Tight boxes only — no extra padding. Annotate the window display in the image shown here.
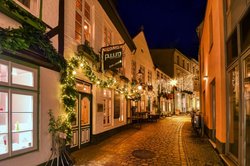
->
[228,65,239,158]
[0,59,38,160]
[244,56,250,165]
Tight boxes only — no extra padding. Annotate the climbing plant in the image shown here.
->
[0,24,142,143]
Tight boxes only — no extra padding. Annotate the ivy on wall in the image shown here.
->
[0,23,142,142]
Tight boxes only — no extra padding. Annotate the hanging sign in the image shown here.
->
[101,43,125,71]
[103,48,122,70]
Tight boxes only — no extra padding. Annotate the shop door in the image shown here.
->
[71,92,92,149]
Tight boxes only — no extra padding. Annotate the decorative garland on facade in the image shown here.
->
[0,24,142,142]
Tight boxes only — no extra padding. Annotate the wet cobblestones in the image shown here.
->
[72,116,223,166]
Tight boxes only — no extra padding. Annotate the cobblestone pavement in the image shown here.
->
[182,121,224,166]
[72,115,223,166]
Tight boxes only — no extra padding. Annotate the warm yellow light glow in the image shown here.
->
[203,76,208,80]
[84,25,88,30]
[96,81,100,85]
[170,79,177,86]
[73,71,76,75]
[138,85,142,90]
[80,63,84,67]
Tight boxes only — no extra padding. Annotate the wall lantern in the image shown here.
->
[203,75,208,80]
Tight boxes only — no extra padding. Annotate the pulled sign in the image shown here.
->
[103,48,122,70]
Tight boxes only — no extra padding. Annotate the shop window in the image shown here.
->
[0,59,38,160]
[228,65,239,158]
[244,56,250,165]
[241,9,250,52]
[227,29,238,66]
[102,89,112,126]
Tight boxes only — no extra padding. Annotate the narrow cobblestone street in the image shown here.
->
[72,115,223,166]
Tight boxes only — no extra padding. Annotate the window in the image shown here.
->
[75,0,83,43]
[182,60,185,68]
[18,0,30,8]
[157,71,160,79]
[131,60,136,81]
[83,21,91,44]
[15,0,38,16]
[225,0,231,13]
[177,56,179,65]
[187,63,189,71]
[227,29,238,66]
[75,0,92,44]
[0,59,38,159]
[83,2,91,44]
[102,89,112,126]
[140,66,145,83]
[209,10,213,51]
[240,9,250,52]
[148,70,152,83]
[104,26,112,46]
[84,1,91,21]
[244,56,250,165]
[228,65,239,158]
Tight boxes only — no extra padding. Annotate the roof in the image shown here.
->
[98,0,136,52]
[150,48,175,74]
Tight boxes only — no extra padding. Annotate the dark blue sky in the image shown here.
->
[113,0,207,60]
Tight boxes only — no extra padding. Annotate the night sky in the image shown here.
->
[113,0,207,60]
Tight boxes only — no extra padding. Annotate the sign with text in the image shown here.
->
[103,48,122,70]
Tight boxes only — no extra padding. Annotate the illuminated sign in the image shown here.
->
[103,48,122,70]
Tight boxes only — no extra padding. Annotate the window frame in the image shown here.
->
[0,58,39,160]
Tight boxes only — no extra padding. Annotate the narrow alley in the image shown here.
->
[72,116,223,166]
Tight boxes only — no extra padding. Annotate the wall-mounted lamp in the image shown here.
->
[203,76,208,80]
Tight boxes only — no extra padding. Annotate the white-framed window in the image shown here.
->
[75,0,83,43]
[102,89,112,126]
[75,0,92,44]
[0,59,38,160]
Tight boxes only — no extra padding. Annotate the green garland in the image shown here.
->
[0,25,73,142]
[0,24,142,143]
[0,0,46,31]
